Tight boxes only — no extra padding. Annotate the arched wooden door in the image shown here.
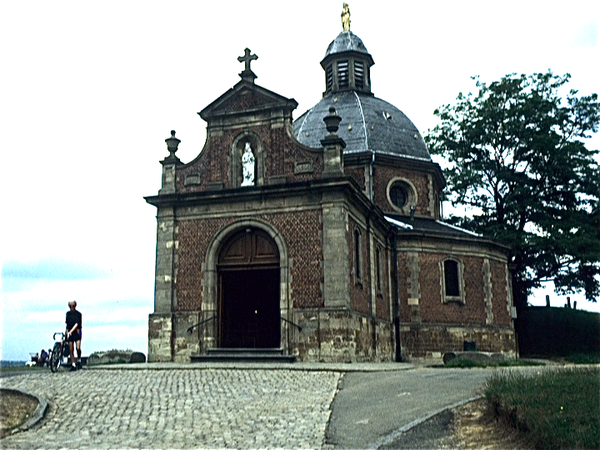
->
[218,228,280,348]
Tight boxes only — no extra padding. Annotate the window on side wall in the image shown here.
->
[375,246,382,293]
[354,228,362,286]
[442,258,464,303]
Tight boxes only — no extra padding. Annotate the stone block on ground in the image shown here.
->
[130,352,146,363]
[443,351,507,365]
[87,350,147,365]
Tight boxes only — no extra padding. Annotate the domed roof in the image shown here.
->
[293,91,431,160]
[324,31,370,59]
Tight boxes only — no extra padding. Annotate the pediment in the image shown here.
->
[199,80,298,121]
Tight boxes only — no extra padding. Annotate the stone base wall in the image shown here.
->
[154,312,518,363]
[293,309,394,362]
[172,312,203,362]
[399,323,517,359]
[148,314,173,362]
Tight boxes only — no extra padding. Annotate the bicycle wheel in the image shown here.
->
[50,342,62,373]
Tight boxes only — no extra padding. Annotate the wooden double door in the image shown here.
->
[218,229,280,348]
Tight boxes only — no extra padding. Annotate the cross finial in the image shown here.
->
[238,48,258,72]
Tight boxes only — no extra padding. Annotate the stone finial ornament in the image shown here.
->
[323,106,342,134]
[321,106,345,176]
[341,3,351,31]
[165,130,180,160]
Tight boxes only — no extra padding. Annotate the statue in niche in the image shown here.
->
[241,141,255,186]
[341,3,351,31]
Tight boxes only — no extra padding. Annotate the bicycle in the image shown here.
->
[49,330,70,373]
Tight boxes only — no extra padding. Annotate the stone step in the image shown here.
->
[191,348,296,363]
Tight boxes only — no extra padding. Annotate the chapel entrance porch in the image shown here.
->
[217,228,281,349]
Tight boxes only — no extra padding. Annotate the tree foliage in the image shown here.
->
[426,72,600,309]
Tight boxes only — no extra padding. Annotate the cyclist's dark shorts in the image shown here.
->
[67,330,82,342]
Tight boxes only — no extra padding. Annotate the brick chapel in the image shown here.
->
[145,11,517,362]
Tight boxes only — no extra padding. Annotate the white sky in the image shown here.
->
[1,1,599,361]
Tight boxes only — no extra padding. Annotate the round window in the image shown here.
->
[389,184,408,208]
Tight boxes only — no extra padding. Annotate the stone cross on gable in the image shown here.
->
[238,48,258,72]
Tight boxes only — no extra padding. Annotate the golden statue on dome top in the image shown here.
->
[341,3,351,31]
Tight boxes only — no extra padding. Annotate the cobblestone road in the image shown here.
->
[1,368,341,449]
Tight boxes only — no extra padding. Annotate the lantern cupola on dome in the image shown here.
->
[294,5,431,161]
[321,4,374,96]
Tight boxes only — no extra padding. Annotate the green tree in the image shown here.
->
[426,72,600,311]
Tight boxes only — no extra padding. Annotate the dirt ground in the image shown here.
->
[377,397,533,450]
[452,398,533,450]
[0,390,39,438]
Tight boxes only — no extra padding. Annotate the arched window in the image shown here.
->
[375,246,382,292]
[442,258,464,303]
[444,260,459,296]
[354,228,362,283]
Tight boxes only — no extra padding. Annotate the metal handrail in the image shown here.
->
[281,317,302,332]
[187,315,216,334]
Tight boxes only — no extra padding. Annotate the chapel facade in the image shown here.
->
[145,14,517,362]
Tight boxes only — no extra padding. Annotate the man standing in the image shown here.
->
[66,301,82,371]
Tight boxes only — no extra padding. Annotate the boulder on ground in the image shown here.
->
[87,350,147,365]
[443,351,507,365]
[130,352,146,363]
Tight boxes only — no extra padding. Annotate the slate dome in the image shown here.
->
[293,31,431,161]
[294,92,430,160]
[324,30,370,59]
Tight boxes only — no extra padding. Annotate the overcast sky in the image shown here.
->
[1,1,598,361]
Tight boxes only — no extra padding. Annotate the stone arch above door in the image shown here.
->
[218,228,279,268]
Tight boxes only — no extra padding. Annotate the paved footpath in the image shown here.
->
[1,366,341,449]
[325,367,492,449]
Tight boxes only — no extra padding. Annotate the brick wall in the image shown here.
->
[174,209,324,312]
[270,211,323,308]
[176,217,230,311]
[396,248,511,327]
[491,259,512,326]
[175,124,324,193]
[344,165,366,192]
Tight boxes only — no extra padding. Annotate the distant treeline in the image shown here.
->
[0,361,27,366]
[518,306,600,357]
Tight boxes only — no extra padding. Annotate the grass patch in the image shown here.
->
[444,358,546,369]
[444,358,487,368]
[485,367,600,449]
[563,352,600,365]
[0,365,46,374]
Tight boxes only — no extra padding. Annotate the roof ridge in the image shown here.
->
[353,91,369,151]
[295,107,313,137]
